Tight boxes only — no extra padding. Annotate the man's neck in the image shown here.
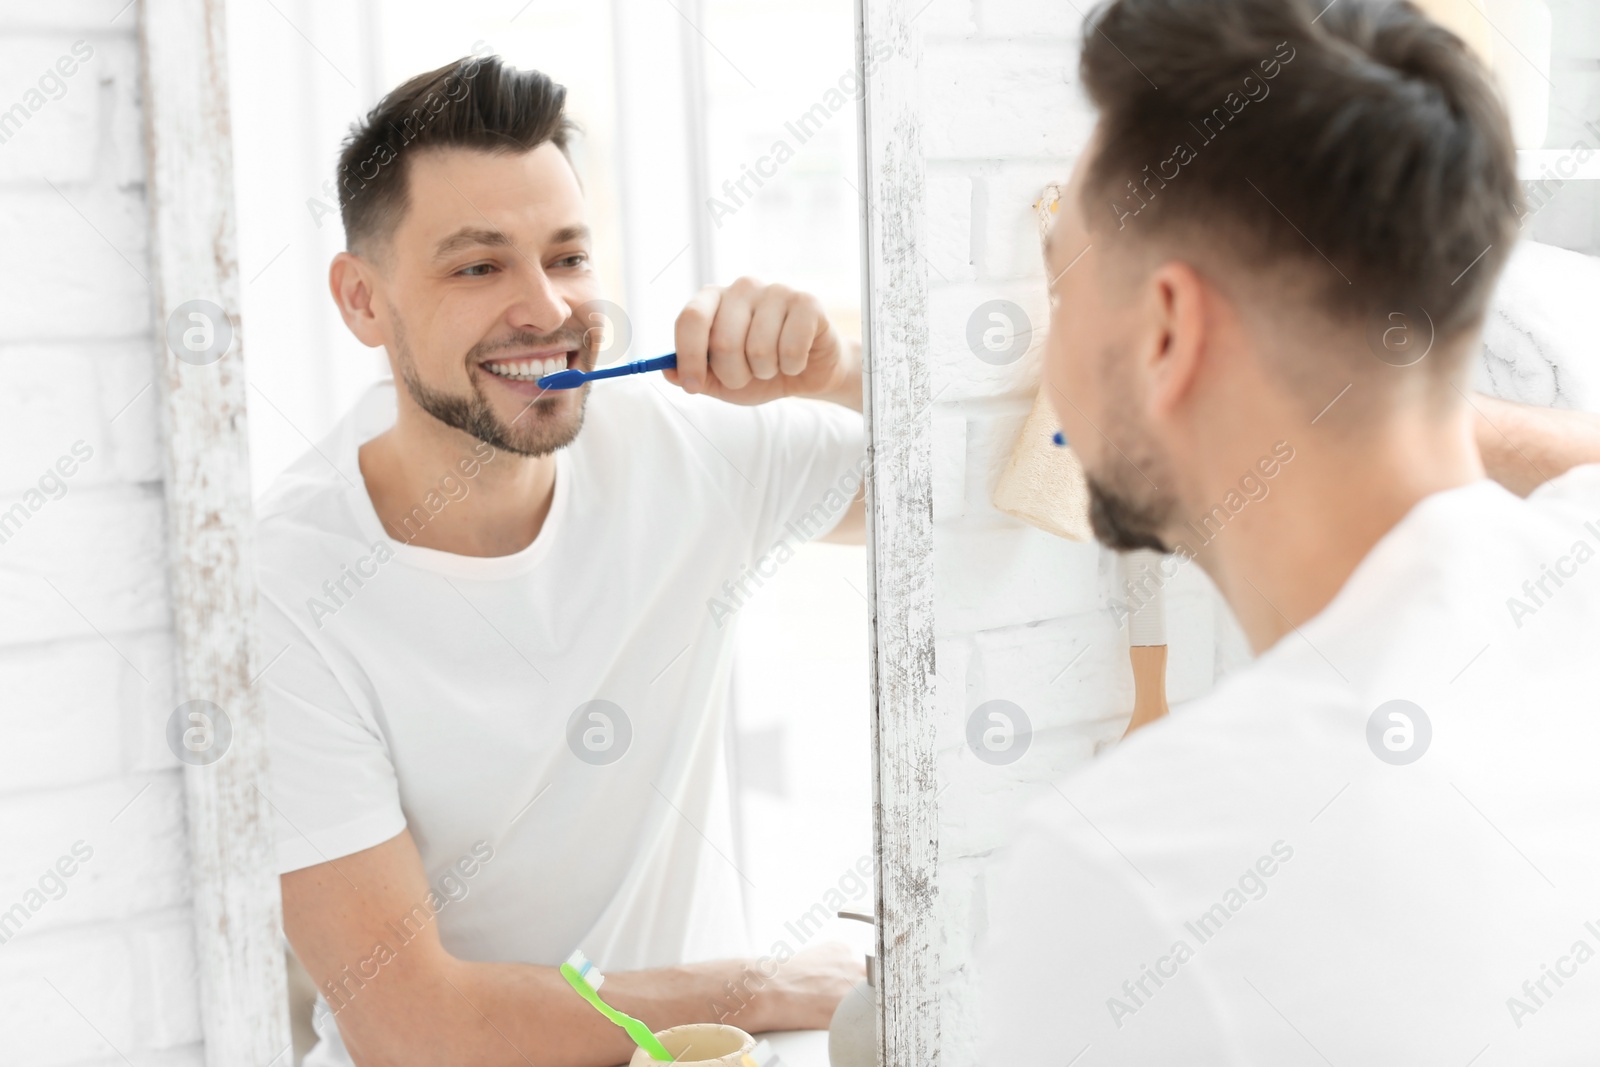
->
[1181,407,1484,655]
[359,404,557,558]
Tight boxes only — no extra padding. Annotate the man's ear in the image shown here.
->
[1143,259,1208,421]
[329,251,386,348]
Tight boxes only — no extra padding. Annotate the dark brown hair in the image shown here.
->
[1079,0,1522,347]
[336,53,578,254]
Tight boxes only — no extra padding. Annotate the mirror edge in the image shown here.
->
[140,0,293,1062]
[854,0,941,1062]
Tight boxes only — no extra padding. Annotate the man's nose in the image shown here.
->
[509,267,572,336]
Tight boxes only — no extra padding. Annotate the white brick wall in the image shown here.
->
[0,2,204,1063]
[918,2,1251,1060]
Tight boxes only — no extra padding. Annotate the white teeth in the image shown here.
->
[484,355,569,381]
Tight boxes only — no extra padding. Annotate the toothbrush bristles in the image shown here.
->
[564,949,605,991]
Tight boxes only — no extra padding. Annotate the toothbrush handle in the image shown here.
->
[581,354,677,382]
[559,964,675,1060]
[620,1017,674,1062]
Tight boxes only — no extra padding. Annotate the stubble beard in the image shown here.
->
[391,311,592,458]
[1083,349,1179,553]
[1087,475,1175,553]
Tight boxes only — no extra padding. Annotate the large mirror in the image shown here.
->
[6,0,890,1061]
[225,2,880,1065]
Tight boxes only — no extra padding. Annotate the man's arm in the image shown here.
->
[1471,394,1600,496]
[815,335,867,543]
[818,483,867,545]
[668,279,867,544]
[283,830,860,1067]
[803,331,868,542]
[809,335,864,414]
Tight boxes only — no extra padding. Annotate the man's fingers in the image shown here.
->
[744,286,791,381]
[673,286,722,392]
[675,278,831,396]
[707,276,760,391]
[776,293,823,377]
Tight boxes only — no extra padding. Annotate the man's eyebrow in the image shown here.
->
[433,227,512,260]
[431,224,592,261]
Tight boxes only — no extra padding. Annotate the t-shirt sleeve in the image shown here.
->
[257,591,407,874]
[1530,460,1600,510]
[648,381,867,558]
[735,397,867,556]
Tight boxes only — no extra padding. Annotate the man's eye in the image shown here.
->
[554,254,589,269]
[459,263,496,277]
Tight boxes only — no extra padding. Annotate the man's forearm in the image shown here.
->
[340,955,771,1067]
[812,337,864,413]
[1472,394,1600,497]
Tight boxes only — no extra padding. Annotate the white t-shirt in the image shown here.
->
[980,468,1600,1064]
[257,378,864,1062]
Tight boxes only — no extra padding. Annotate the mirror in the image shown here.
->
[225,2,874,1064]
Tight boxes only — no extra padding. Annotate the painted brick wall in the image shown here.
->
[915,1,1253,1060]
[0,2,205,1064]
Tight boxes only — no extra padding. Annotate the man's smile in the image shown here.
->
[479,348,581,384]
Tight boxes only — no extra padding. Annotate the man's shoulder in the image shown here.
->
[1529,459,1600,514]
[256,384,385,534]
[254,424,378,595]
[1020,666,1359,853]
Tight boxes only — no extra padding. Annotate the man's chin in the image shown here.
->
[485,389,588,458]
[399,365,588,459]
[1087,481,1171,554]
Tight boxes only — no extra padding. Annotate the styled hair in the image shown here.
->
[1078,0,1522,348]
[335,53,578,254]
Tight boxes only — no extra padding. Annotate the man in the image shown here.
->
[258,56,865,1066]
[981,0,1600,1062]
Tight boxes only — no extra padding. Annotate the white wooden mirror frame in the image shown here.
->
[854,0,941,1062]
[140,0,291,1062]
[142,0,940,1060]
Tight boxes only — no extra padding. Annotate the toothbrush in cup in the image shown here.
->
[538,354,676,390]
[559,949,674,1061]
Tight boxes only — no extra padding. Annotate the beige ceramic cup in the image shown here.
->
[627,1023,756,1066]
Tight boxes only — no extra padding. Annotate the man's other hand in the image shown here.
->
[744,941,866,1033]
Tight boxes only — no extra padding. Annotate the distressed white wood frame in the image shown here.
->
[139,1,293,1063]
[855,0,940,1061]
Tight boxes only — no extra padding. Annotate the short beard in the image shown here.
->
[391,310,589,458]
[1083,341,1177,553]
[1087,476,1173,553]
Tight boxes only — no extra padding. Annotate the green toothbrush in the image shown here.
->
[560,949,674,1061]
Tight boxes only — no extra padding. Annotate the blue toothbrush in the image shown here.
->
[538,353,676,390]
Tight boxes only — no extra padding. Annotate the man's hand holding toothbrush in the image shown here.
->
[667,277,864,414]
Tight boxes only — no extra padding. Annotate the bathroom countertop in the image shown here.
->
[609,1029,830,1067]
[760,1029,830,1065]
